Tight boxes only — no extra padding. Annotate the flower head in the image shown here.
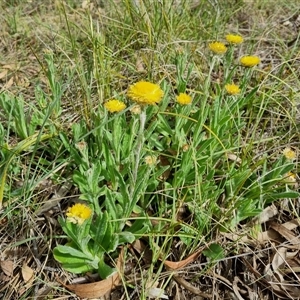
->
[130,105,142,115]
[209,42,227,54]
[145,155,157,166]
[66,203,93,225]
[104,99,126,113]
[75,141,87,152]
[127,81,164,105]
[225,34,243,44]
[176,93,192,105]
[240,56,260,67]
[283,147,296,160]
[182,144,189,152]
[225,83,240,95]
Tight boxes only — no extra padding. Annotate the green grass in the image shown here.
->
[0,0,300,299]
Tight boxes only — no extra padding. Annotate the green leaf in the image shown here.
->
[60,217,92,253]
[53,246,99,272]
[111,116,125,160]
[265,190,300,203]
[87,161,103,195]
[98,259,116,279]
[157,113,173,136]
[72,121,88,141]
[144,117,159,140]
[54,247,88,263]
[127,218,150,236]
[92,212,108,253]
[102,143,117,186]
[262,163,294,186]
[73,171,90,194]
[108,234,120,253]
[121,121,136,157]
[203,243,224,261]
[60,262,94,274]
[115,171,130,205]
[59,218,82,249]
[118,231,135,244]
[54,245,93,260]
[101,222,116,252]
[104,188,118,220]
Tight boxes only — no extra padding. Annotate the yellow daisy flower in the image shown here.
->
[225,83,240,95]
[176,93,192,105]
[240,56,260,67]
[66,203,93,225]
[283,147,296,160]
[104,99,126,113]
[127,81,164,105]
[225,34,243,44]
[208,42,227,54]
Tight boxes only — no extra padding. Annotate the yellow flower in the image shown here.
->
[240,56,260,67]
[208,42,227,54]
[145,155,157,166]
[104,99,126,113]
[283,147,296,160]
[225,34,243,44]
[127,81,164,105]
[225,83,240,95]
[66,203,93,225]
[176,93,192,105]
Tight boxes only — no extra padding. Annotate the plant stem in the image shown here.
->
[131,108,146,196]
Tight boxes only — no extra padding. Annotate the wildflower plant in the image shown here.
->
[54,206,125,278]
[52,80,169,278]
[1,6,300,297]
